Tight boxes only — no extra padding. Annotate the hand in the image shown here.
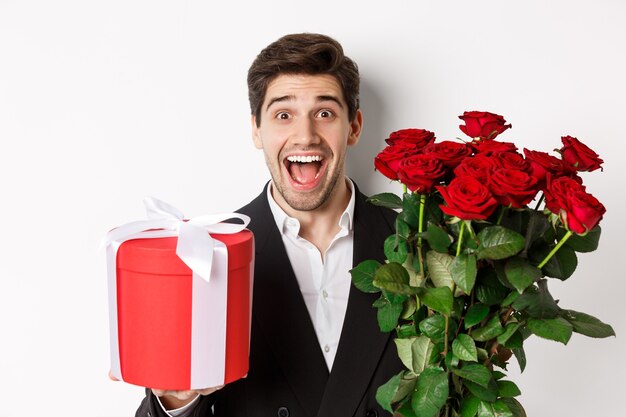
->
[108,371,223,409]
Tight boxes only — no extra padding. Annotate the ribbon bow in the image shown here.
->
[103,197,250,282]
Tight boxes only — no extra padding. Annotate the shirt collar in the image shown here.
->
[267,178,355,237]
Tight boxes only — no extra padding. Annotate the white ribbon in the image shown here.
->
[104,197,251,387]
[103,197,250,282]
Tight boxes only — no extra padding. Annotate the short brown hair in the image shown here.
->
[247,33,360,127]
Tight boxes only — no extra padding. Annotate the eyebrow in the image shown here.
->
[265,95,344,112]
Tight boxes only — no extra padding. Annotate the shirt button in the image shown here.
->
[322,289,328,300]
[277,406,290,417]
[365,410,378,417]
[324,344,330,353]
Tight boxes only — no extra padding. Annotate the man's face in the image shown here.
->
[252,74,362,212]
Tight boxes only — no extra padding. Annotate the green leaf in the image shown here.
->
[412,335,436,374]
[527,317,573,344]
[537,244,578,280]
[497,380,522,398]
[512,347,526,372]
[497,323,521,346]
[375,372,402,412]
[560,309,616,338]
[402,192,422,229]
[472,315,505,342]
[500,398,527,417]
[452,334,478,362]
[475,269,509,306]
[500,291,520,307]
[350,260,382,293]
[451,254,478,294]
[396,217,411,238]
[476,226,525,260]
[511,280,559,319]
[395,337,417,372]
[464,379,498,402]
[560,225,601,253]
[461,394,481,417]
[503,330,523,349]
[453,363,492,388]
[464,303,490,329]
[426,251,454,289]
[384,235,408,264]
[368,192,403,209]
[478,400,514,417]
[504,257,541,293]
[397,323,418,339]
[416,287,454,315]
[374,293,405,332]
[373,262,414,295]
[427,222,453,253]
[522,209,551,254]
[419,314,447,341]
[411,367,449,417]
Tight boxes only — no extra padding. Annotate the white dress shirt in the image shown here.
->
[159,178,355,416]
[267,178,355,370]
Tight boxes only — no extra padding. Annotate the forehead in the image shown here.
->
[263,74,345,107]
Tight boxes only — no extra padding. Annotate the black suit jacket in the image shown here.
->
[136,183,402,417]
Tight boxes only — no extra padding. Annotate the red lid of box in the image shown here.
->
[117,229,254,275]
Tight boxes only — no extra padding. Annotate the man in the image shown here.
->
[135,33,402,417]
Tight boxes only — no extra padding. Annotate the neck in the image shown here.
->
[273,178,351,254]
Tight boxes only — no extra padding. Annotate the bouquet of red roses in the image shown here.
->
[351,111,614,417]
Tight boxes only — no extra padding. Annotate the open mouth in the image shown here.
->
[284,154,326,189]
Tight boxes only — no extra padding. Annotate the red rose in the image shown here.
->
[469,140,518,155]
[523,148,575,186]
[560,136,604,172]
[488,169,540,208]
[397,154,446,193]
[544,176,606,234]
[459,111,512,140]
[424,141,473,169]
[436,176,499,220]
[374,143,420,180]
[491,151,531,173]
[386,128,436,150]
[454,154,499,183]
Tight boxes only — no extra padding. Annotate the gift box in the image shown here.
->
[105,198,254,390]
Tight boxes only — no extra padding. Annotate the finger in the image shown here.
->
[196,385,225,396]
[108,371,120,381]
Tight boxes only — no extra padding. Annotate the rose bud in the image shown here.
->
[436,176,499,220]
[454,154,499,183]
[397,154,447,194]
[544,176,606,234]
[524,148,575,187]
[385,128,436,150]
[459,111,512,140]
[559,135,604,172]
[470,140,518,155]
[424,140,473,169]
[374,143,421,181]
[488,168,540,208]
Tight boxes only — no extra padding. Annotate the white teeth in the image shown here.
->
[286,155,323,163]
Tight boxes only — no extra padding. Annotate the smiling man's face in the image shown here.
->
[252,74,362,212]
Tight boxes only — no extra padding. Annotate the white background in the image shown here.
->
[1,0,624,416]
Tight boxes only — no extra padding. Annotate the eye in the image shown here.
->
[275,112,291,120]
[316,109,334,119]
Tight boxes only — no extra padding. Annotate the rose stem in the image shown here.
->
[444,220,465,358]
[537,230,573,269]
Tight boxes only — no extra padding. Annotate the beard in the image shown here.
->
[269,157,344,212]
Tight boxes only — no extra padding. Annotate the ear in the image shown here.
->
[251,115,263,149]
[347,110,363,146]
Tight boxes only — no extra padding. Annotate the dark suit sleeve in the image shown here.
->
[135,389,217,417]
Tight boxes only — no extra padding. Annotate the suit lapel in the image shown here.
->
[316,189,396,417]
[240,188,329,417]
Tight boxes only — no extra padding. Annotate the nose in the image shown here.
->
[291,115,320,147]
